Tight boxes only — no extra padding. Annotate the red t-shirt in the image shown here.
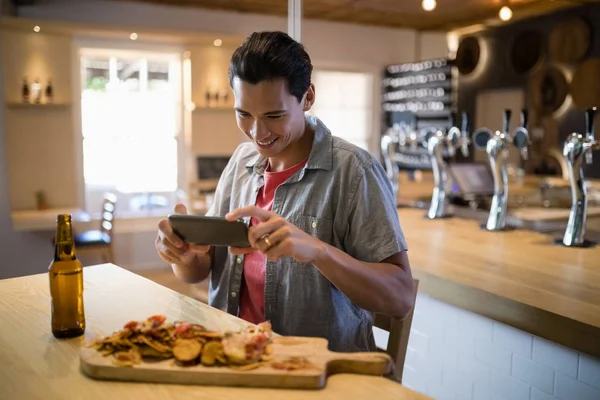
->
[238,157,308,324]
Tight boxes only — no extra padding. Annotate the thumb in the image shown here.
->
[174,203,188,215]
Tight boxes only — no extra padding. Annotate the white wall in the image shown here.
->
[418,31,450,61]
[3,31,77,210]
[374,293,600,400]
[0,9,61,278]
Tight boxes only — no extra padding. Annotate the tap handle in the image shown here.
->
[450,111,458,127]
[513,128,529,158]
[585,107,596,138]
[586,151,593,165]
[473,128,491,149]
[423,130,435,145]
[521,109,528,130]
[503,109,512,133]
[461,111,469,135]
[460,111,470,157]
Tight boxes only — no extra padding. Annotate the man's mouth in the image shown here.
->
[256,137,278,147]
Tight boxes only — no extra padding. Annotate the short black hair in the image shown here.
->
[228,31,312,103]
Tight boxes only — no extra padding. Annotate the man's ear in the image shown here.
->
[303,83,316,112]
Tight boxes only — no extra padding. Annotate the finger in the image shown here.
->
[158,219,184,248]
[162,241,188,258]
[188,244,211,254]
[226,205,272,223]
[258,226,289,252]
[229,247,255,255]
[174,203,188,215]
[159,249,179,265]
[263,238,287,261]
[248,219,286,246]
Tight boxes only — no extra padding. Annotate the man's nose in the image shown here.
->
[251,119,268,139]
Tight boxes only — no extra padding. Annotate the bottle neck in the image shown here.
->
[54,219,76,261]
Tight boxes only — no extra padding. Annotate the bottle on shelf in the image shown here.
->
[31,78,42,104]
[45,78,54,103]
[205,90,211,108]
[49,214,86,339]
[22,77,30,103]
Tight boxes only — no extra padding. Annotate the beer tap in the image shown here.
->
[381,127,400,204]
[426,111,471,219]
[555,107,600,248]
[381,122,428,204]
[473,109,530,231]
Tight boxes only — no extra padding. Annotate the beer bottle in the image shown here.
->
[49,214,85,338]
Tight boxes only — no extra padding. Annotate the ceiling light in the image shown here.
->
[213,39,222,47]
[499,6,513,21]
[422,0,436,11]
[130,32,138,40]
[33,25,40,33]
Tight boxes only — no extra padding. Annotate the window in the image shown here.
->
[80,49,182,217]
[308,70,373,151]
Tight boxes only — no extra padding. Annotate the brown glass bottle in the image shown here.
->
[49,214,85,339]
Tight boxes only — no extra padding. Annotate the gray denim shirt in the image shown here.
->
[205,115,408,352]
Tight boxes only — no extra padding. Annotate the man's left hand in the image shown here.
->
[225,206,325,263]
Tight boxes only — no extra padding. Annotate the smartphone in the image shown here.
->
[168,214,251,248]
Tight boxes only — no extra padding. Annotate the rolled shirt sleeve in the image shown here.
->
[342,159,408,264]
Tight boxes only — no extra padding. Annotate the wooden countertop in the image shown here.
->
[399,207,600,358]
[0,264,428,400]
[11,207,90,231]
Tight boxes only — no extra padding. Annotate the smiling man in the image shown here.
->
[155,31,414,352]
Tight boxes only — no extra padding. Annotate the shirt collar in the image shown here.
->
[245,115,333,174]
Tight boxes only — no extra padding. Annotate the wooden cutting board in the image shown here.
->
[80,336,392,390]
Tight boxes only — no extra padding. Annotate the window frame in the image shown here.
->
[72,39,187,219]
[309,63,379,156]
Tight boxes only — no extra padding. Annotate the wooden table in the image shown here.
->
[398,207,600,359]
[0,264,429,400]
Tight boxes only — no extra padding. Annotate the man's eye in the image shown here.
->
[268,115,284,120]
[237,112,250,118]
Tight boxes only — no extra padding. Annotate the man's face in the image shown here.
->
[232,77,314,159]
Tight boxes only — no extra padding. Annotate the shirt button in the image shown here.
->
[311,221,317,229]
[231,292,237,298]
[236,257,242,264]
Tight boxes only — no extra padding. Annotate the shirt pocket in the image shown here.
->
[291,215,334,245]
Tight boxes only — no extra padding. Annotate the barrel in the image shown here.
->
[570,58,600,110]
[548,17,591,64]
[455,36,481,76]
[528,66,569,116]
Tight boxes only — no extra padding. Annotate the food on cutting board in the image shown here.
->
[88,315,274,368]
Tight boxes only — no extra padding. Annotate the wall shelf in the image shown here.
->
[5,102,71,109]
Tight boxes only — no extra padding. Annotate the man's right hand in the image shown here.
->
[155,203,211,267]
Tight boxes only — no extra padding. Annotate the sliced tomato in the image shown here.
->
[175,323,191,334]
[123,321,138,330]
[148,315,166,326]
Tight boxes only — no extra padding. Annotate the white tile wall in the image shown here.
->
[373,293,600,400]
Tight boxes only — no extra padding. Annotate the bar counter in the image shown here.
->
[395,173,600,399]
[398,207,600,358]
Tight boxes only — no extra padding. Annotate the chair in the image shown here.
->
[74,193,117,263]
[374,278,420,383]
